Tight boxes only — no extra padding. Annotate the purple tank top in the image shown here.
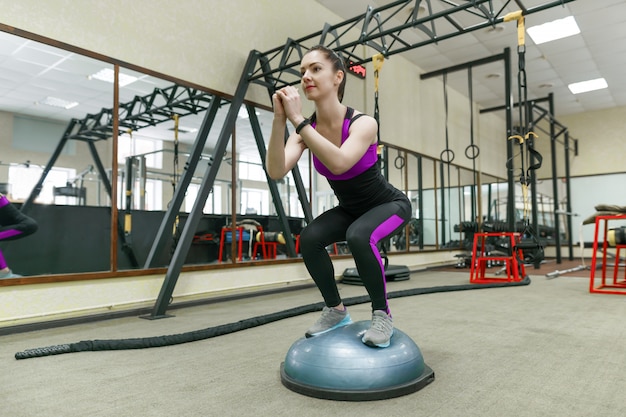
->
[311,110,378,180]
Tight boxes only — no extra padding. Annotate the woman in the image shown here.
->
[0,193,38,278]
[267,45,411,348]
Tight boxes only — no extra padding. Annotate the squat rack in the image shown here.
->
[148,0,576,318]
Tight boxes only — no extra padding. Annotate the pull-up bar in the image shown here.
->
[249,0,576,90]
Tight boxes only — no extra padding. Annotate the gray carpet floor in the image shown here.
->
[2,270,625,417]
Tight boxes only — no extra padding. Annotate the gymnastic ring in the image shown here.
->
[465,144,480,160]
[440,149,455,164]
[394,155,406,170]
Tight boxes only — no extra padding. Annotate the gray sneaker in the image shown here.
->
[362,310,393,348]
[305,306,352,338]
[0,269,21,279]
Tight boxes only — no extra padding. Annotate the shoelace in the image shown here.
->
[370,315,391,332]
[316,307,338,323]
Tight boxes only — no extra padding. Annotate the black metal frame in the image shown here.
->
[482,93,577,263]
[146,0,575,318]
[12,0,574,316]
[529,94,577,262]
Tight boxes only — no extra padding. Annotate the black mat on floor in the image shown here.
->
[341,265,411,285]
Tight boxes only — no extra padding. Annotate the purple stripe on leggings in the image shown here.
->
[0,229,22,240]
[0,195,9,208]
[0,249,6,269]
[369,214,405,293]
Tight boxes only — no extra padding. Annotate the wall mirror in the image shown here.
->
[1,28,529,282]
[0,30,115,277]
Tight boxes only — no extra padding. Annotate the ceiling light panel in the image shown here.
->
[39,96,79,109]
[527,16,581,45]
[89,68,138,87]
[568,78,608,94]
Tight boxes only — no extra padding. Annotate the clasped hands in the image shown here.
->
[272,86,306,128]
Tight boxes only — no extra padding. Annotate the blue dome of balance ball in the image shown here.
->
[280,321,434,401]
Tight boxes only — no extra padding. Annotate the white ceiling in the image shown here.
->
[0,30,264,161]
[316,0,626,116]
[0,0,624,164]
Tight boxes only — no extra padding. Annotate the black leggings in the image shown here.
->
[0,197,38,270]
[0,200,38,242]
[299,199,411,312]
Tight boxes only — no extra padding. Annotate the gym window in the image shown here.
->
[8,165,75,204]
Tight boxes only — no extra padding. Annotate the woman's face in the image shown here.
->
[300,50,341,100]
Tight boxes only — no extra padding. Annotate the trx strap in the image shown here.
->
[172,114,180,193]
[123,129,134,243]
[504,11,544,265]
[372,53,388,172]
[171,114,181,252]
[120,129,139,267]
[373,53,384,146]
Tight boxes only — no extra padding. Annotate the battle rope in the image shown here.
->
[15,277,530,360]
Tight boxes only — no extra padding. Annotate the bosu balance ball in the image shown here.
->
[280,320,434,401]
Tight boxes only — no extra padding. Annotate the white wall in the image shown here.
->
[559,105,626,177]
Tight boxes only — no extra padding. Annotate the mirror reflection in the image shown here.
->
[0,31,114,277]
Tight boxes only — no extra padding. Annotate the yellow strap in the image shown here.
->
[503,10,525,47]
[517,16,526,47]
[372,53,385,92]
[172,114,179,142]
[173,215,180,236]
[124,213,132,233]
[522,183,530,219]
[508,131,538,144]
[503,10,523,22]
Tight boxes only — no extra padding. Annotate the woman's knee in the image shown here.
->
[299,225,325,251]
[346,225,372,252]
[21,217,38,236]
